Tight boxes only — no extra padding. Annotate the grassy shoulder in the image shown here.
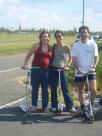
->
[22,75,79,106]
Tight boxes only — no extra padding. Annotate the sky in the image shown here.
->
[0,0,102,32]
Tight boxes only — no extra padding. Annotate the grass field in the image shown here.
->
[0,33,76,56]
[0,33,36,56]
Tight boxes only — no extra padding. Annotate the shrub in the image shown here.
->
[96,51,102,92]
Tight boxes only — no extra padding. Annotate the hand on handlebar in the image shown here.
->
[64,66,70,71]
[21,64,28,70]
[77,69,96,75]
[89,67,96,73]
[76,67,83,74]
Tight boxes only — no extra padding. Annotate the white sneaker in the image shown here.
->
[43,108,49,113]
[69,107,77,114]
[51,108,56,112]
[30,106,37,112]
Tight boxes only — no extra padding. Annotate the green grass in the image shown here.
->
[96,51,102,92]
[0,33,37,56]
[0,42,32,55]
[0,33,36,40]
[0,33,75,56]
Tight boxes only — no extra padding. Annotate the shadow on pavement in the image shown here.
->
[0,106,102,124]
[0,106,81,124]
[95,112,102,121]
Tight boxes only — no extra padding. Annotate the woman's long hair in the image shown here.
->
[39,30,50,45]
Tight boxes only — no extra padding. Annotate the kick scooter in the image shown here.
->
[20,67,40,116]
[85,72,94,123]
[79,71,95,123]
[51,68,64,115]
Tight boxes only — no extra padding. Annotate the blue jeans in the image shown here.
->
[31,69,49,110]
[50,69,73,110]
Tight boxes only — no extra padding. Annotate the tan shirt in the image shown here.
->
[52,45,69,68]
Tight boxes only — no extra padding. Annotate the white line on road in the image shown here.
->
[0,67,20,74]
[0,97,26,110]
[0,67,25,110]
[0,97,42,110]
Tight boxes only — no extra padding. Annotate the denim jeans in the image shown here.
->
[31,69,49,110]
[50,69,73,110]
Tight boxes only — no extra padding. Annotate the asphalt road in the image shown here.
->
[0,54,102,136]
[0,54,26,106]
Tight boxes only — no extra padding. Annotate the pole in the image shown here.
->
[82,0,85,26]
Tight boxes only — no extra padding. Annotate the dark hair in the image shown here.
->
[54,30,63,37]
[39,30,50,40]
[79,26,89,33]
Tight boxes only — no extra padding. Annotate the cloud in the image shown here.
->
[0,0,102,31]
[0,0,4,6]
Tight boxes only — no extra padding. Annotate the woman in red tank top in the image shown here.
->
[22,30,52,112]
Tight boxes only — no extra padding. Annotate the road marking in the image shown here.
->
[0,97,26,110]
[0,67,20,74]
[0,66,26,110]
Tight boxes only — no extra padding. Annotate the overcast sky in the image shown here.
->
[0,0,102,31]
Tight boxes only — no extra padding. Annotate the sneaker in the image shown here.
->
[30,106,37,112]
[81,105,89,113]
[51,108,57,112]
[83,115,94,123]
[69,107,77,114]
[81,106,94,123]
[43,108,49,113]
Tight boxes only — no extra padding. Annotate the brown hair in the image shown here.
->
[39,30,50,40]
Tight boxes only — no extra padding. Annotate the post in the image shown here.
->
[82,0,85,26]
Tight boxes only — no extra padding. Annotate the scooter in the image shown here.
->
[79,71,95,123]
[19,67,40,116]
[51,69,65,115]
[85,72,94,123]
[57,69,63,115]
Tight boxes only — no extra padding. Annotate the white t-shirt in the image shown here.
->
[71,39,98,74]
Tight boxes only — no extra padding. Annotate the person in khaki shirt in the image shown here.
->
[50,30,76,114]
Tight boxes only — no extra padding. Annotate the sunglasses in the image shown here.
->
[55,35,62,38]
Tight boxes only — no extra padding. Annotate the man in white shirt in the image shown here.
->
[71,26,99,122]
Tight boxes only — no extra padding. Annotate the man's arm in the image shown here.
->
[92,56,99,69]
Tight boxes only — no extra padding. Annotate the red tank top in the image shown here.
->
[32,45,52,70]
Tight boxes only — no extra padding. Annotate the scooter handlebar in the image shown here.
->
[21,66,40,70]
[77,69,95,75]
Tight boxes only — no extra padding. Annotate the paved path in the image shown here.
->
[0,54,102,136]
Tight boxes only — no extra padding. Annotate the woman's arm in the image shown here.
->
[66,45,72,67]
[22,43,39,68]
